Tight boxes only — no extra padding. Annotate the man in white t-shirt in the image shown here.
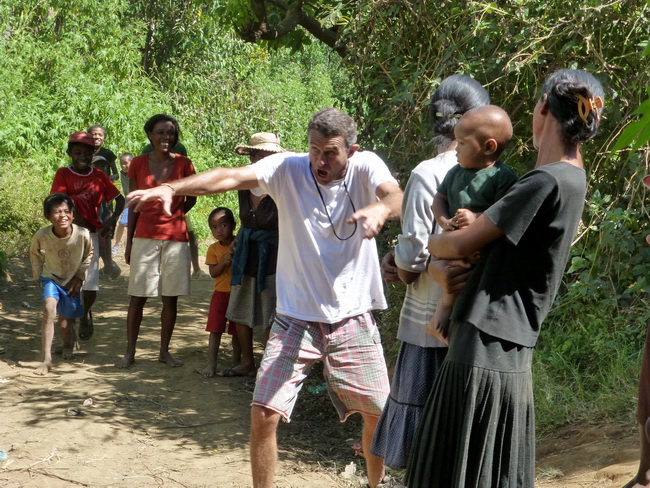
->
[128,108,403,488]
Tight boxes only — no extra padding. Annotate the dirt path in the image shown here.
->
[0,256,643,487]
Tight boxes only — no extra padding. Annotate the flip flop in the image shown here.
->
[78,311,94,341]
[216,367,246,377]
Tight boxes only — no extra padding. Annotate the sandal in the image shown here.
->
[216,367,246,377]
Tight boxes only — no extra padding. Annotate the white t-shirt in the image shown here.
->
[253,151,397,323]
[394,150,457,347]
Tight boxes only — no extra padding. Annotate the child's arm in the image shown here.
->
[99,194,125,237]
[74,232,93,280]
[209,247,233,279]
[108,155,119,181]
[29,234,44,280]
[453,209,479,229]
[125,177,139,265]
[432,192,456,231]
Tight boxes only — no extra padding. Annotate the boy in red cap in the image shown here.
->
[50,131,125,341]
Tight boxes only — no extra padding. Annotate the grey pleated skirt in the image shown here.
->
[370,342,447,469]
[405,322,535,488]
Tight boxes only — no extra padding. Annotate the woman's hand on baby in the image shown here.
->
[453,209,476,229]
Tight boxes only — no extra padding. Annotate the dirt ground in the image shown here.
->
[0,255,644,487]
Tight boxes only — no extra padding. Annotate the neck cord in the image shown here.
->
[309,166,357,241]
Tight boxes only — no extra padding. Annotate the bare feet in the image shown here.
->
[61,347,74,360]
[200,365,217,377]
[114,355,135,368]
[158,351,183,367]
[33,361,52,375]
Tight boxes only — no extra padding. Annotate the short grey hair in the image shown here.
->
[308,108,357,148]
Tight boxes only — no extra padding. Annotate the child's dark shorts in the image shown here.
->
[205,291,236,335]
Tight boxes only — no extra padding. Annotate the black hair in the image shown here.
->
[429,74,491,152]
[119,152,134,160]
[308,108,357,148]
[87,124,107,135]
[43,193,74,219]
[143,114,181,148]
[541,69,605,145]
[208,206,236,226]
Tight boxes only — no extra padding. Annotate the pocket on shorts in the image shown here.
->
[271,314,292,335]
[360,313,382,345]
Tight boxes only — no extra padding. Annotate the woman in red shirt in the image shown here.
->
[115,114,196,369]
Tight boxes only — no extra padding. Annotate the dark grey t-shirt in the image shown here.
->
[451,162,586,347]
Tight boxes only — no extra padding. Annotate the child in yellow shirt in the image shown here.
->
[200,207,239,377]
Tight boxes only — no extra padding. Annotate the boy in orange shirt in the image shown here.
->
[200,207,241,377]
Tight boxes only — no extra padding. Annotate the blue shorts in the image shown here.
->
[40,278,84,319]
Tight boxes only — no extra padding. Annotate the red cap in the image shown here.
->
[68,131,95,147]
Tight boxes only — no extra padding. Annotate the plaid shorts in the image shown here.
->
[252,312,390,422]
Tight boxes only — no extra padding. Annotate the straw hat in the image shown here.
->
[235,132,287,155]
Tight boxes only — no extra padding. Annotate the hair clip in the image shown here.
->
[577,95,604,124]
[435,112,463,119]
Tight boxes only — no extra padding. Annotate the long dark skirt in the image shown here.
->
[370,342,448,468]
[405,322,535,488]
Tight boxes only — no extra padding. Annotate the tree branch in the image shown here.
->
[238,0,346,58]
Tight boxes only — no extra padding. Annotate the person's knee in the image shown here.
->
[129,296,147,308]
[161,295,178,306]
[361,413,380,431]
[43,298,58,320]
[251,405,280,437]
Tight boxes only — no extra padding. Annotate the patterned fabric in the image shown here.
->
[252,312,390,421]
[225,274,276,328]
[370,343,447,468]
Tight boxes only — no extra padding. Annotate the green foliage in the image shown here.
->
[0,0,341,254]
[614,36,650,152]
[0,162,52,255]
[333,0,650,432]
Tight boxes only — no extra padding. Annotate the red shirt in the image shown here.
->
[51,166,121,230]
[128,154,195,242]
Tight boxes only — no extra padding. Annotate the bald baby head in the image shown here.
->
[457,105,513,162]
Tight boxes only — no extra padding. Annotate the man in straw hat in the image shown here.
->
[127,108,403,488]
[215,133,287,380]
[234,132,287,157]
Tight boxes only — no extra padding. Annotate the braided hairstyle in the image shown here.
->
[429,74,490,153]
[541,69,605,145]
